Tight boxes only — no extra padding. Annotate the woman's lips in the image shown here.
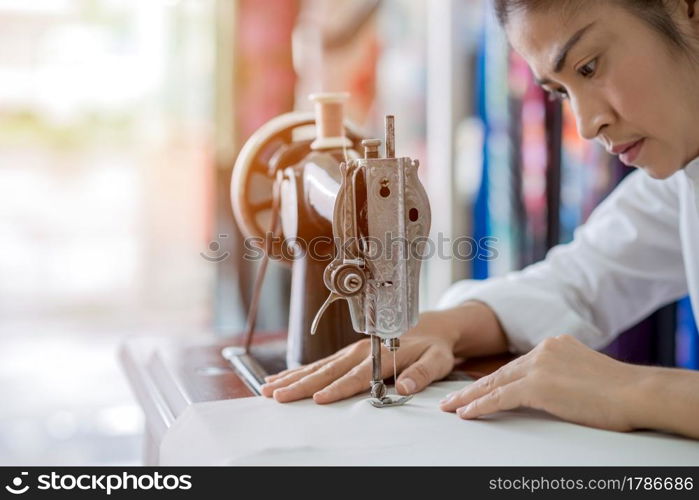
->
[619,138,645,165]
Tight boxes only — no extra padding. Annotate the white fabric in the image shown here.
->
[437,158,699,353]
[159,381,699,465]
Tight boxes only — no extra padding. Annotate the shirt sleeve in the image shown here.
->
[435,169,688,353]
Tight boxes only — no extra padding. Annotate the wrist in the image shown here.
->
[411,309,462,350]
[622,365,665,431]
[438,300,509,358]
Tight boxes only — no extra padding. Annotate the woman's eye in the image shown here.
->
[578,58,598,78]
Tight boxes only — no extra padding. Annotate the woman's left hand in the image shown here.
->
[439,334,644,432]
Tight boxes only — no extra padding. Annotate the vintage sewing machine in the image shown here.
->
[223,93,431,407]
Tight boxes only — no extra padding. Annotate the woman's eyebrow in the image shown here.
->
[535,21,596,86]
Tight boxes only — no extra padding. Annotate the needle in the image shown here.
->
[393,349,397,394]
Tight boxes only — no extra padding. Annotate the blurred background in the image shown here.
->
[0,0,697,465]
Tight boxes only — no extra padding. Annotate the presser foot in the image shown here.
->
[368,394,414,408]
[368,380,413,408]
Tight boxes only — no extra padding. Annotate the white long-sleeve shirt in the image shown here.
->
[436,156,699,353]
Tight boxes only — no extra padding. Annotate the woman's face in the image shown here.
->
[506,2,699,178]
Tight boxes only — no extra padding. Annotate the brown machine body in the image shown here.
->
[280,149,363,366]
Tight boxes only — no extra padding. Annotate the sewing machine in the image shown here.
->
[223,93,431,406]
[119,94,699,462]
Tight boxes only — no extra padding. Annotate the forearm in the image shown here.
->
[629,366,699,439]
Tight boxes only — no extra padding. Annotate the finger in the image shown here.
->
[262,351,344,386]
[272,353,360,403]
[395,345,453,395]
[260,366,321,397]
[313,344,409,404]
[263,348,348,383]
[313,344,412,404]
[439,356,528,412]
[264,371,295,385]
[313,356,374,404]
[264,368,296,383]
[456,379,529,419]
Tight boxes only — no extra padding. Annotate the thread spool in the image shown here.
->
[362,139,381,159]
[309,92,353,150]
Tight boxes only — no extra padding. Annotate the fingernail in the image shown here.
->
[399,377,416,394]
[439,394,455,405]
[457,404,473,417]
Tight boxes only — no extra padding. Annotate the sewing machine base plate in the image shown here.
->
[221,341,287,396]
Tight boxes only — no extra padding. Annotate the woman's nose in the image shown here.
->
[572,93,615,141]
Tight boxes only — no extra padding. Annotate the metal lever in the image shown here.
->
[311,262,365,335]
[310,292,341,335]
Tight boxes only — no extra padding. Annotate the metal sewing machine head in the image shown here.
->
[225,92,430,407]
[310,111,431,406]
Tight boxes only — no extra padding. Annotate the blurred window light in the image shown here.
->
[0,0,215,317]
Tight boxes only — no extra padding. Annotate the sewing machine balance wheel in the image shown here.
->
[230,111,364,265]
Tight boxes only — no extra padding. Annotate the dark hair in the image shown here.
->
[493,0,695,52]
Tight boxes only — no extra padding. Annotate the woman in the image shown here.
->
[261,0,699,439]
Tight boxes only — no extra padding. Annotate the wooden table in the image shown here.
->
[119,332,512,464]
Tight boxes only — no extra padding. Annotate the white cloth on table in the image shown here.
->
[159,381,699,465]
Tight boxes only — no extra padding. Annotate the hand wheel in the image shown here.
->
[230,111,364,264]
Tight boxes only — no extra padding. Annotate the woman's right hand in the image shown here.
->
[260,300,509,404]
